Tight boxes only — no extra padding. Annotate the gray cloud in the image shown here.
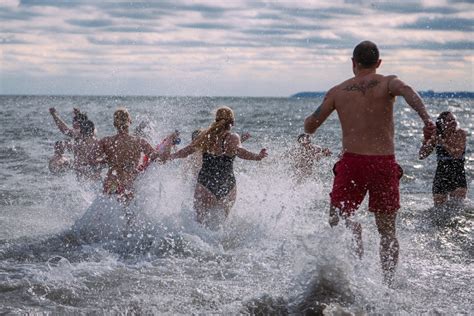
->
[0,5,43,20]
[20,0,86,7]
[0,36,30,45]
[369,2,460,14]
[67,18,114,28]
[178,22,234,30]
[400,17,473,31]
[384,40,474,51]
[102,26,157,33]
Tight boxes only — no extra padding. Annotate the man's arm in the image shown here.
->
[49,107,75,137]
[419,135,437,160]
[388,77,432,126]
[304,89,336,134]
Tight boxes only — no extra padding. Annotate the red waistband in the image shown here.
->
[342,152,396,160]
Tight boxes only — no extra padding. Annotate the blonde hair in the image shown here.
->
[192,106,234,153]
[114,108,131,131]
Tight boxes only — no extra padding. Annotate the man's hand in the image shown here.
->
[329,209,339,227]
[257,148,268,160]
[49,107,57,115]
[423,121,436,141]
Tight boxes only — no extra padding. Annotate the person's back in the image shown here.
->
[99,108,177,201]
[304,40,435,286]
[101,133,143,190]
[333,73,396,155]
[72,120,103,181]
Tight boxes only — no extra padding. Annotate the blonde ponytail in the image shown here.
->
[192,106,234,153]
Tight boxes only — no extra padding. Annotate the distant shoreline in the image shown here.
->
[291,91,474,99]
[0,91,472,98]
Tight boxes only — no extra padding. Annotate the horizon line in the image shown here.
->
[1,90,473,98]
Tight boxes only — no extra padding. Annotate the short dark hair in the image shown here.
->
[353,41,379,68]
[80,120,95,137]
[73,112,88,124]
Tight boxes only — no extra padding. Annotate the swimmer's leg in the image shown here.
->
[449,187,467,204]
[374,211,399,286]
[194,183,218,224]
[433,193,448,207]
[329,205,363,259]
[218,186,237,219]
[342,212,363,260]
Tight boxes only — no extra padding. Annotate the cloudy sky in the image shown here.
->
[0,0,472,96]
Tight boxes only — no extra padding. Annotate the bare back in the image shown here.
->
[100,133,153,192]
[72,137,103,180]
[333,74,396,155]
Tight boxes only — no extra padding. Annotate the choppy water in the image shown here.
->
[0,95,472,314]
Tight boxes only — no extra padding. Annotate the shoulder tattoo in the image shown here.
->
[343,79,380,95]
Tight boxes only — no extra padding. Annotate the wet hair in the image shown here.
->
[114,108,131,131]
[73,112,88,124]
[191,129,202,141]
[54,141,65,155]
[436,111,452,136]
[80,120,95,137]
[353,41,379,68]
[192,107,234,153]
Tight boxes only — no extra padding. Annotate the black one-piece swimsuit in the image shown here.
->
[197,136,236,199]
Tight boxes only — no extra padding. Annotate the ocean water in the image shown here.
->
[0,95,472,314]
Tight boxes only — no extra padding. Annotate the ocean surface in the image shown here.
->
[0,95,472,314]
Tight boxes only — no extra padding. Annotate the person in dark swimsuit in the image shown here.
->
[419,111,468,207]
[171,106,267,225]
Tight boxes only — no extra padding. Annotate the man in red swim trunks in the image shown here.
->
[304,41,435,285]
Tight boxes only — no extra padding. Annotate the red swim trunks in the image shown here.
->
[330,152,403,215]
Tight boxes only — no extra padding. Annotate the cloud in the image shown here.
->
[2,0,473,95]
[393,40,474,50]
[0,36,30,45]
[400,17,473,31]
[369,2,460,14]
[66,18,113,28]
[0,5,43,20]
[178,22,234,30]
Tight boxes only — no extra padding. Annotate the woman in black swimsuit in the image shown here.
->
[419,111,468,207]
[171,106,267,225]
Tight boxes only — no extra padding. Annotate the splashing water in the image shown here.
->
[0,95,472,314]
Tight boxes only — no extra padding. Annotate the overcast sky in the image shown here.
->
[0,0,472,96]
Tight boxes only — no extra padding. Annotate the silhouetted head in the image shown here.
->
[80,120,95,137]
[436,111,457,136]
[352,41,381,71]
[114,108,131,131]
[214,106,235,129]
[73,111,88,130]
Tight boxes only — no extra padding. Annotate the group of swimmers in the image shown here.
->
[48,41,468,286]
